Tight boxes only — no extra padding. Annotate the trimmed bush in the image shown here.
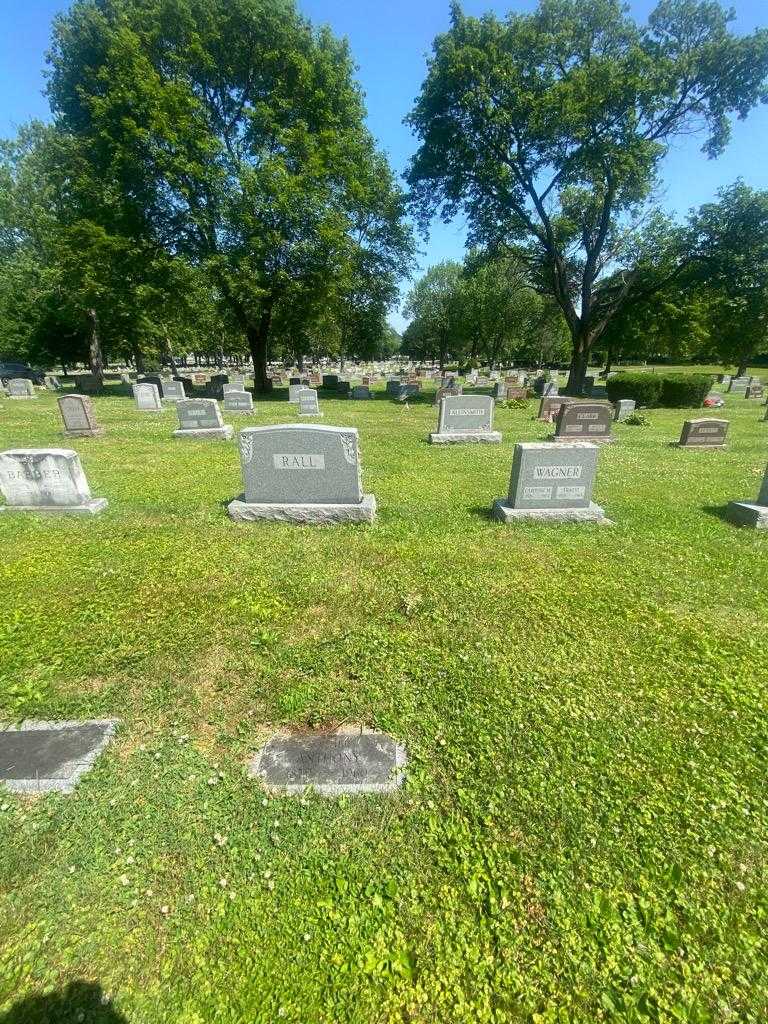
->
[659,373,712,408]
[605,372,663,408]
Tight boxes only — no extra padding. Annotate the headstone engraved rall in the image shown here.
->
[58,395,104,437]
[430,394,501,444]
[299,389,322,417]
[160,379,186,402]
[250,728,406,795]
[614,399,636,421]
[174,399,234,440]
[223,390,254,414]
[133,382,162,412]
[492,442,609,524]
[0,449,108,515]
[726,463,768,528]
[554,402,613,443]
[0,719,118,794]
[8,379,36,399]
[677,418,728,448]
[227,424,376,524]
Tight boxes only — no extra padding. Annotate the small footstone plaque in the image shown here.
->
[58,395,104,437]
[133,382,162,412]
[430,394,501,444]
[8,379,35,399]
[250,730,406,796]
[726,463,768,528]
[677,418,728,448]
[0,448,108,515]
[554,402,613,443]
[224,390,254,413]
[0,720,118,793]
[174,398,234,440]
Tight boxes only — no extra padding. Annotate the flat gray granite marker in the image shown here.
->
[8,379,35,399]
[228,424,376,524]
[160,379,186,402]
[58,395,104,437]
[492,442,609,524]
[298,389,322,417]
[223,390,254,414]
[430,394,501,444]
[249,729,406,795]
[677,418,729,448]
[174,398,234,440]
[614,399,636,421]
[0,720,118,794]
[133,382,162,412]
[726,464,768,528]
[0,448,108,515]
[554,402,613,443]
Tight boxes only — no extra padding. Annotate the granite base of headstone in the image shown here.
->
[173,399,234,440]
[429,394,501,444]
[725,464,768,528]
[0,719,118,793]
[249,726,406,796]
[491,441,610,524]
[0,448,108,515]
[676,418,728,448]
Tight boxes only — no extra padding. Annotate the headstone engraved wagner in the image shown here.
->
[8,379,36,399]
[57,395,104,437]
[677,418,729,448]
[298,389,322,417]
[223,390,254,414]
[554,402,614,443]
[726,463,768,528]
[429,394,501,444]
[227,424,376,524]
[133,382,162,412]
[0,719,119,794]
[174,399,234,440]
[492,442,609,524]
[0,448,108,515]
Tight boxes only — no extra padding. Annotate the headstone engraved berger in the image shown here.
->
[677,418,728,448]
[0,448,108,515]
[8,379,36,399]
[174,398,234,440]
[58,395,104,437]
[726,463,768,529]
[429,394,501,444]
[227,424,376,524]
[133,382,162,412]
[298,389,322,417]
[223,390,254,414]
[554,402,613,443]
[491,442,609,524]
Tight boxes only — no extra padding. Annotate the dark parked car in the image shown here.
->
[0,362,46,385]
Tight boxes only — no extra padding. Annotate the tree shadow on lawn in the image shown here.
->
[702,503,735,524]
[0,981,128,1024]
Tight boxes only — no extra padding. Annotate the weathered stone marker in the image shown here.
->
[133,382,162,412]
[288,384,310,404]
[726,464,768,528]
[538,395,574,422]
[430,394,501,444]
[160,379,186,402]
[492,441,609,523]
[614,399,636,421]
[351,385,372,400]
[250,728,406,795]
[433,386,461,406]
[0,449,108,515]
[8,379,35,399]
[554,402,614,443]
[227,424,376,524]
[223,390,254,413]
[58,395,104,437]
[677,418,729,448]
[174,399,234,440]
[298,389,322,417]
[44,375,62,391]
[728,376,750,394]
[745,381,764,400]
[222,382,246,395]
[0,720,118,793]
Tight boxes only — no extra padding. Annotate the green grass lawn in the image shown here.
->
[1,383,767,1023]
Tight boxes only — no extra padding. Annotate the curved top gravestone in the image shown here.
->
[555,402,613,442]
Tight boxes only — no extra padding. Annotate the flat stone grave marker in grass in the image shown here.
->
[430,393,501,444]
[0,448,108,515]
[223,390,254,414]
[174,398,233,440]
[0,720,118,793]
[492,441,609,524]
[160,379,186,402]
[677,418,729,448]
[728,376,749,394]
[228,423,376,524]
[8,379,35,399]
[614,399,636,421]
[538,395,574,422]
[298,389,322,417]
[250,728,406,795]
[133,382,162,412]
[726,463,768,528]
[554,402,613,443]
[58,395,104,437]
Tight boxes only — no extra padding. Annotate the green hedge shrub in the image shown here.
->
[606,372,712,408]
[605,372,663,407]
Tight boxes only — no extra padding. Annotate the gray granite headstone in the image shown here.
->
[133,382,162,412]
[430,394,501,444]
[58,395,104,437]
[555,402,613,443]
[222,382,246,395]
[0,448,107,515]
[746,382,764,399]
[161,379,186,402]
[433,386,461,406]
[288,384,310,404]
[0,719,118,793]
[726,464,768,528]
[174,398,233,440]
[44,375,62,391]
[228,424,375,523]
[492,441,608,523]
[538,395,574,422]
[614,399,636,421]
[351,385,372,400]
[250,730,406,795]
[8,379,35,399]
[223,390,254,413]
[298,389,322,417]
[678,418,728,447]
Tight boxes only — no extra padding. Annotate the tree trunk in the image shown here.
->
[565,330,591,395]
[247,301,274,393]
[132,343,145,374]
[736,349,751,378]
[604,341,614,376]
[162,329,177,373]
[87,309,105,387]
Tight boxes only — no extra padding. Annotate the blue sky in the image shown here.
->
[2,0,767,331]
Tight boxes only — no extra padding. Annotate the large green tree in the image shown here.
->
[407,0,768,393]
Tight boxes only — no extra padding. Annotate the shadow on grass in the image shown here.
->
[702,504,733,523]
[0,981,128,1024]
[468,503,495,522]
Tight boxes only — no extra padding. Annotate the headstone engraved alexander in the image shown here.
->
[133,382,162,412]
[8,379,36,399]
[614,399,636,421]
[728,376,749,394]
[223,390,254,413]
[174,399,233,440]
[298,389,322,417]
[554,402,613,443]
[492,442,609,523]
[677,418,729,448]
[538,395,574,422]
[0,448,108,515]
[726,463,768,529]
[160,379,186,402]
[430,394,501,444]
[227,424,376,524]
[57,395,104,437]
[249,729,406,795]
[0,719,118,793]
